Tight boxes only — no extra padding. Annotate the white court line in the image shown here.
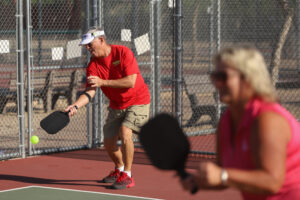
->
[0,185,164,200]
[0,186,35,193]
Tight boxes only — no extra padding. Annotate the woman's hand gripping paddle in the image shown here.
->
[40,111,70,134]
[139,113,198,194]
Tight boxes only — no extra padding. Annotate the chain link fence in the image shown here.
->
[0,0,89,159]
[28,0,88,156]
[0,0,19,158]
[177,0,300,156]
[1,0,300,160]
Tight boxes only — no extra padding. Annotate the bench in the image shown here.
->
[0,71,55,113]
[50,69,83,110]
[275,68,300,89]
[184,91,227,127]
[0,69,84,114]
[183,67,300,127]
[0,72,17,113]
[183,75,226,127]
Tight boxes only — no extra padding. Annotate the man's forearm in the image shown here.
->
[73,89,95,108]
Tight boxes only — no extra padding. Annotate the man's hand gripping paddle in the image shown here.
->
[40,111,70,134]
[139,113,198,194]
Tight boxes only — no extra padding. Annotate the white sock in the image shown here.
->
[117,166,124,172]
[123,171,131,177]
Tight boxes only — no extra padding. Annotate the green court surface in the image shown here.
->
[0,186,162,200]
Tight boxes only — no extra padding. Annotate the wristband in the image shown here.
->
[82,91,92,102]
[221,168,228,185]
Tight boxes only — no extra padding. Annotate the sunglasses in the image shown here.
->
[210,71,228,82]
[210,70,244,82]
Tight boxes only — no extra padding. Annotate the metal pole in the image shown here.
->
[216,0,222,120]
[26,0,33,155]
[154,0,162,113]
[217,0,221,52]
[92,0,98,26]
[91,0,99,147]
[98,0,104,27]
[98,0,104,145]
[150,0,155,115]
[38,0,42,67]
[174,0,183,124]
[209,0,214,72]
[86,0,90,30]
[16,0,26,158]
[255,0,259,46]
[297,0,300,73]
[85,0,91,148]
[131,0,138,55]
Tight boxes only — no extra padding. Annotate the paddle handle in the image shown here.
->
[178,169,198,194]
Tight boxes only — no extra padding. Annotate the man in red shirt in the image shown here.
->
[65,27,151,189]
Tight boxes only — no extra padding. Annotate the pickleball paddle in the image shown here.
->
[40,111,70,134]
[139,113,198,194]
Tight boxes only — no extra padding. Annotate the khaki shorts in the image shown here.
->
[103,104,150,139]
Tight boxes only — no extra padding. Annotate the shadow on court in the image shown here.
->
[47,148,213,169]
[0,149,242,200]
[0,174,109,188]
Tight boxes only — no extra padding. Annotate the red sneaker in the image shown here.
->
[112,172,135,189]
[102,169,120,183]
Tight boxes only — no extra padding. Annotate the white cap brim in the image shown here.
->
[79,34,94,46]
[79,30,105,46]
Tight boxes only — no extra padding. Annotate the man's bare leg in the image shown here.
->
[104,135,124,168]
[119,125,134,172]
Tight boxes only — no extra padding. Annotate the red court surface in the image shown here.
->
[0,149,242,200]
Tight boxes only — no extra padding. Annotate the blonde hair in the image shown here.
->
[214,47,277,102]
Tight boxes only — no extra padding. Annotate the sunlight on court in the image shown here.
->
[0,186,163,200]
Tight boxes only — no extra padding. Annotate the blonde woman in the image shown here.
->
[181,47,300,199]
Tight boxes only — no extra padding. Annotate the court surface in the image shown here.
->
[0,148,242,200]
[0,186,161,200]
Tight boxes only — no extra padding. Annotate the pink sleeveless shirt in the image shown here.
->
[219,98,300,200]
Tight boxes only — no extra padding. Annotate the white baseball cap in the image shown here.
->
[79,30,105,46]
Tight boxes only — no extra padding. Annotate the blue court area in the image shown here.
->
[0,186,162,200]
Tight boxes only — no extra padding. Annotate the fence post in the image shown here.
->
[37,0,42,67]
[16,0,26,158]
[154,0,162,114]
[83,0,91,148]
[216,0,222,121]
[97,0,104,146]
[209,0,215,72]
[150,0,155,115]
[98,0,104,27]
[297,0,300,72]
[26,0,33,156]
[131,0,138,56]
[174,0,183,124]
[91,0,100,148]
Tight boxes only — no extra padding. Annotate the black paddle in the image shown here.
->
[139,113,198,194]
[40,111,70,134]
